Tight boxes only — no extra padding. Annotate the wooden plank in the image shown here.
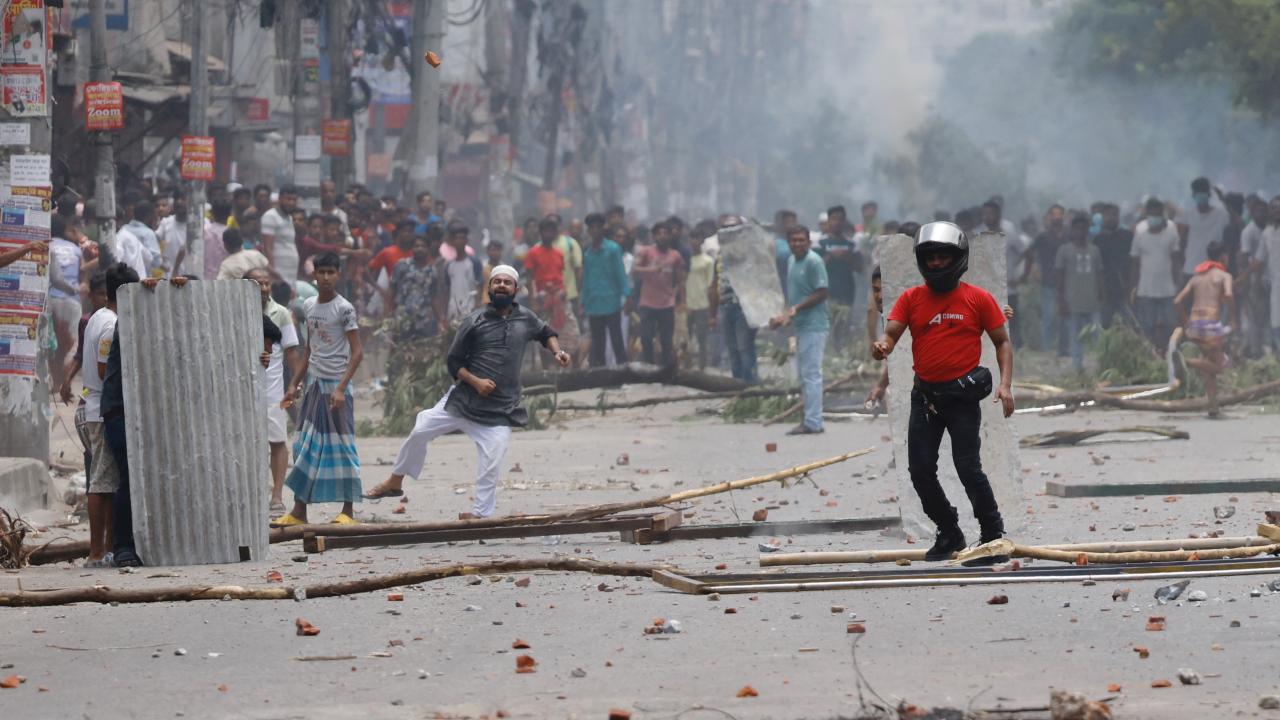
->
[308,516,655,553]
[650,509,683,533]
[1257,524,1280,543]
[1045,478,1280,498]
[651,569,708,594]
[643,516,898,543]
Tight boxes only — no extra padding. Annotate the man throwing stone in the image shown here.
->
[872,222,1015,563]
[364,265,571,517]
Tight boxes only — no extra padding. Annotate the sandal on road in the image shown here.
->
[270,513,306,528]
[363,484,404,500]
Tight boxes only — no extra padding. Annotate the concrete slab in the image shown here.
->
[0,456,51,513]
[879,232,1026,539]
[1046,477,1280,498]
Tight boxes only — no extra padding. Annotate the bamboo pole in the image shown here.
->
[26,451,873,561]
[760,535,1274,567]
[955,538,1280,566]
[0,558,672,607]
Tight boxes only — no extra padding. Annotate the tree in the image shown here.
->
[1061,0,1280,115]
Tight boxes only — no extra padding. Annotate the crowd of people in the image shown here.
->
[31,169,1277,567]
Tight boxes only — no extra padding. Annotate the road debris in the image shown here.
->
[295,619,320,636]
[1155,580,1190,604]
[514,654,536,673]
[1177,668,1201,685]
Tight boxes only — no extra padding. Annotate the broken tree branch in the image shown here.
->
[763,370,861,426]
[1091,378,1280,412]
[0,557,673,607]
[521,362,750,393]
[1020,426,1189,448]
[553,386,804,413]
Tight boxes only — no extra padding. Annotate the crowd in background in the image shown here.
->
[42,170,1280,565]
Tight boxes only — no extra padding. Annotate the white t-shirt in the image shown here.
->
[158,215,187,277]
[262,301,300,404]
[445,258,478,322]
[82,307,117,422]
[303,295,358,380]
[1129,224,1181,298]
[113,227,148,279]
[1181,204,1229,276]
[261,207,298,283]
[1254,227,1280,328]
[1241,221,1265,260]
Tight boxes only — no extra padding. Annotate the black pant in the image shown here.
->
[588,312,627,367]
[103,413,136,558]
[638,307,675,367]
[906,388,1004,535]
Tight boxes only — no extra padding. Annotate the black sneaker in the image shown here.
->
[923,526,966,561]
[961,530,1011,567]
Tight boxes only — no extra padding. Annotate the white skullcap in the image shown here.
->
[490,264,519,283]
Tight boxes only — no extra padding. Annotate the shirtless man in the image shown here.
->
[1174,241,1235,417]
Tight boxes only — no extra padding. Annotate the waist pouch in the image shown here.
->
[914,366,993,404]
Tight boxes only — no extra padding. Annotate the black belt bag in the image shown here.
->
[914,366,993,404]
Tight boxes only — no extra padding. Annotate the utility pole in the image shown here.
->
[186,0,210,275]
[0,0,53,461]
[483,0,513,246]
[326,0,352,190]
[89,0,116,250]
[405,0,444,197]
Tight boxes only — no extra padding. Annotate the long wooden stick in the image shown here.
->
[27,451,873,561]
[0,557,672,607]
[760,536,1275,567]
[762,370,861,426]
[955,538,1280,565]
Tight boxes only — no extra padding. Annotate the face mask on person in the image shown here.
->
[1089,213,1103,237]
[1193,192,1211,208]
[1147,216,1166,231]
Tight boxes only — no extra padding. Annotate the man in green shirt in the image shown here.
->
[771,225,829,435]
[581,213,630,366]
[1055,215,1104,372]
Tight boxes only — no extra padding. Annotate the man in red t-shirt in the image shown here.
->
[873,221,1015,564]
[523,217,568,329]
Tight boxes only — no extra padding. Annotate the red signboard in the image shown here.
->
[180,135,216,181]
[322,119,351,156]
[83,81,124,131]
[245,97,269,123]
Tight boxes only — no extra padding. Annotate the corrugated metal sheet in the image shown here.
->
[118,281,270,566]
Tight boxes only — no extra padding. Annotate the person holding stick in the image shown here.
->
[872,222,1015,564]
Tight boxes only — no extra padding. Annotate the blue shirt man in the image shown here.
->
[771,227,829,435]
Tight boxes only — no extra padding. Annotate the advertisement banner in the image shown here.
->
[180,135,216,181]
[2,0,47,66]
[0,307,41,376]
[1,64,45,116]
[245,97,269,123]
[321,119,351,156]
[0,237,47,308]
[84,81,124,130]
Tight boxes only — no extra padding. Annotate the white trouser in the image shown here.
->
[391,391,512,518]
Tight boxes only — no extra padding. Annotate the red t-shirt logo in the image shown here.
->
[888,282,1004,383]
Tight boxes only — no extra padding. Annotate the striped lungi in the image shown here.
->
[284,376,362,504]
